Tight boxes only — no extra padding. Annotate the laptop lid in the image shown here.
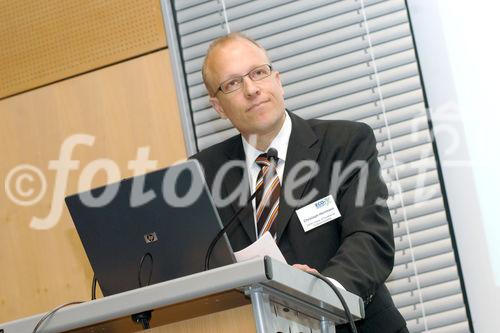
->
[65,160,235,296]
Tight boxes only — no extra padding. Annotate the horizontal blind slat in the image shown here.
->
[426,321,470,333]
[371,111,427,138]
[406,308,467,332]
[196,118,232,138]
[386,266,459,295]
[394,238,451,266]
[387,169,439,197]
[315,90,424,123]
[177,0,248,25]
[395,224,450,251]
[389,250,455,281]
[392,280,462,308]
[197,127,239,150]
[399,294,465,321]
[382,155,437,181]
[387,182,442,210]
[392,210,446,238]
[174,0,212,12]
[361,109,427,144]
[390,197,444,224]
[377,129,430,156]
[379,141,434,165]
[386,266,458,295]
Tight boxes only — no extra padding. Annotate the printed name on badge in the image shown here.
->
[295,195,341,232]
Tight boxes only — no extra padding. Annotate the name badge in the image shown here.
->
[296,195,341,232]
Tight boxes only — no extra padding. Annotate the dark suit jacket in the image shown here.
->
[192,111,406,332]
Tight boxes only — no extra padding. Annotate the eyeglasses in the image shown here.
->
[215,64,273,95]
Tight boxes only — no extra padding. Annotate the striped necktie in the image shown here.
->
[255,153,281,238]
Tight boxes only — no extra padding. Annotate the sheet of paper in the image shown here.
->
[233,231,345,291]
[327,277,346,291]
[233,231,287,264]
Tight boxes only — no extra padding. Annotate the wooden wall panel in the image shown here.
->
[0,0,166,99]
[0,49,186,322]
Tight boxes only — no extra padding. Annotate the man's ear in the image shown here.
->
[210,96,227,119]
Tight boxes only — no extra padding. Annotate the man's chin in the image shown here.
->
[251,123,283,137]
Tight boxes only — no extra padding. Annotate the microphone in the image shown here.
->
[266,147,279,164]
[204,148,279,271]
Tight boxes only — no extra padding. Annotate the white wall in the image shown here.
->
[407,1,500,331]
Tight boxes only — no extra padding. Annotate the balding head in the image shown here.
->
[202,32,270,96]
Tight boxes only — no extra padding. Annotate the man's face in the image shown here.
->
[206,38,286,140]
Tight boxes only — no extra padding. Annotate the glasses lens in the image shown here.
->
[221,78,242,93]
[249,65,271,81]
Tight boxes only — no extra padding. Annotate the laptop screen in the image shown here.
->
[65,160,235,296]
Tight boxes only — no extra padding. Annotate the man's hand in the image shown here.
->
[293,264,319,274]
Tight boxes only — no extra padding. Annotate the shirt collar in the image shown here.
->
[242,111,291,167]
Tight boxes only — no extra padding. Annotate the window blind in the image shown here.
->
[162,1,472,331]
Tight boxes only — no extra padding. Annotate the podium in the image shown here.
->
[0,257,364,333]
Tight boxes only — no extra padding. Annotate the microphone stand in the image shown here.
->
[204,148,279,271]
[204,190,258,271]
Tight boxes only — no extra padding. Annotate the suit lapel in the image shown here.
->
[219,112,320,244]
[275,112,320,242]
[222,137,257,243]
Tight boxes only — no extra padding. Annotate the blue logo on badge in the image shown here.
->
[315,200,326,209]
[315,196,332,209]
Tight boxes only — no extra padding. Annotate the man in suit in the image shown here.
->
[192,32,408,332]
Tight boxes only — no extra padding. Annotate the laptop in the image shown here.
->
[65,160,236,296]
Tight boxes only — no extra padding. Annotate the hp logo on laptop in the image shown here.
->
[144,232,158,243]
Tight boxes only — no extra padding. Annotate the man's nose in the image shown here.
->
[242,76,260,97]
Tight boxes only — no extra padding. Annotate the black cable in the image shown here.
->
[33,274,99,331]
[91,275,97,300]
[204,190,258,271]
[204,148,279,271]
[138,252,153,288]
[131,311,152,329]
[131,252,154,330]
[307,271,358,333]
[31,256,153,332]
[91,252,153,299]
[32,301,84,333]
